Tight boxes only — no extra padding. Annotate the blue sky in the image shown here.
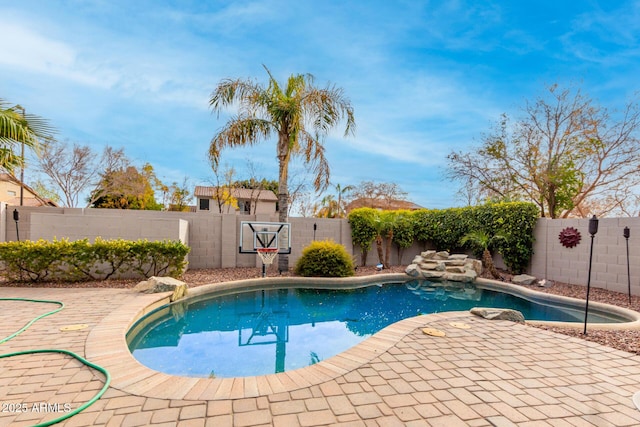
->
[2,0,640,211]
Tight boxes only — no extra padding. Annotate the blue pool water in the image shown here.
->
[127,280,619,378]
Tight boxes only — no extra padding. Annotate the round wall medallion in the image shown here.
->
[559,227,582,248]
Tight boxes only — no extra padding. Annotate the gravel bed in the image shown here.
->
[2,265,639,355]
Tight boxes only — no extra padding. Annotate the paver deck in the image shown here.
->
[1,285,640,426]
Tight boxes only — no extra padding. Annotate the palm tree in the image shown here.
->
[209,66,355,271]
[315,194,340,218]
[334,183,354,218]
[460,230,506,279]
[0,99,53,172]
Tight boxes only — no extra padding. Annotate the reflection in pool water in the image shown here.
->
[127,280,620,378]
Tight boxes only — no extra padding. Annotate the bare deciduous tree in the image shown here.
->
[209,163,239,213]
[167,177,193,211]
[349,180,408,209]
[448,85,640,218]
[37,139,128,208]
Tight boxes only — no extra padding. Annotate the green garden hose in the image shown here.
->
[0,298,64,345]
[0,298,111,427]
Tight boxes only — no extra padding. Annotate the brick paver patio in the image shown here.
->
[1,286,640,427]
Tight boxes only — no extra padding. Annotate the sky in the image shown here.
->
[2,0,640,211]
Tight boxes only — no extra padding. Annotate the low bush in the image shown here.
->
[0,238,190,282]
[295,240,354,277]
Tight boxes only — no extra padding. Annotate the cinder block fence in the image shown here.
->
[1,203,639,296]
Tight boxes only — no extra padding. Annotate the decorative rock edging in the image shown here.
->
[405,250,482,283]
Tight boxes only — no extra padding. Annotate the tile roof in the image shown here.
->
[194,186,278,201]
[345,197,423,212]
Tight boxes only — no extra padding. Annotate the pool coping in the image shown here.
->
[85,274,640,401]
[475,277,640,330]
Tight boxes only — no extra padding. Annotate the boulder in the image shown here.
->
[421,250,437,259]
[418,261,440,271]
[448,254,469,261]
[470,307,525,323]
[512,274,537,286]
[405,264,420,277]
[465,259,483,276]
[435,251,450,260]
[421,270,446,279]
[537,279,554,288]
[444,270,477,283]
[445,266,466,274]
[134,276,188,302]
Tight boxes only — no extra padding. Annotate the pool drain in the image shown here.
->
[422,327,446,337]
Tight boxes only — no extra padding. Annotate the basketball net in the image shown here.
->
[257,248,278,265]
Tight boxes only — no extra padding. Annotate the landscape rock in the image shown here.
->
[421,270,446,279]
[134,276,188,302]
[418,261,441,271]
[421,250,437,259]
[445,270,477,283]
[405,264,420,277]
[512,274,537,286]
[537,279,554,288]
[406,251,484,283]
[470,307,525,323]
[466,259,483,276]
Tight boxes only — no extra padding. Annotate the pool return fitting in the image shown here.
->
[0,298,111,427]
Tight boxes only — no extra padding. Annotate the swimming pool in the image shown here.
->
[127,278,631,378]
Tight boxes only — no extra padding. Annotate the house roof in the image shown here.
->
[194,186,278,202]
[345,197,423,212]
[0,173,60,207]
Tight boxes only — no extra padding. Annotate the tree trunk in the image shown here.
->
[384,231,393,269]
[375,235,384,265]
[361,249,368,267]
[277,133,289,273]
[482,249,501,279]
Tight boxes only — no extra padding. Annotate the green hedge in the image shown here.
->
[347,208,378,266]
[349,202,538,273]
[0,238,190,282]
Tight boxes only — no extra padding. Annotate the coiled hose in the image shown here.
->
[0,298,111,427]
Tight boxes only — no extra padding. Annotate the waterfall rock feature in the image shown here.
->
[405,251,483,283]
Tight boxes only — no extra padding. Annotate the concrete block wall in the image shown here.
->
[2,205,638,296]
[0,203,5,243]
[530,217,640,296]
[30,213,187,242]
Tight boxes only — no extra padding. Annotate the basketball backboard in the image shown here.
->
[239,221,291,254]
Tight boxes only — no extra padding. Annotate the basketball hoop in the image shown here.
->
[257,248,278,266]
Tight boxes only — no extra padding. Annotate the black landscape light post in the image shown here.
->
[13,209,20,241]
[624,226,631,305]
[583,215,598,335]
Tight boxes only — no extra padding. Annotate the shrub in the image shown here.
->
[347,208,379,266]
[393,210,415,263]
[295,240,354,277]
[0,238,190,282]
